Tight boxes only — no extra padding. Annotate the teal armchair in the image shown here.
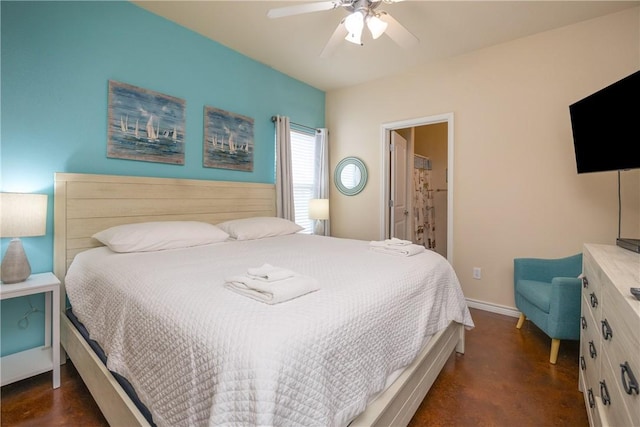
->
[514,253,583,364]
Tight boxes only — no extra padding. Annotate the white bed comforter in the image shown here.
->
[65,234,474,427]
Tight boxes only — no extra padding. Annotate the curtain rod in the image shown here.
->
[271,116,318,133]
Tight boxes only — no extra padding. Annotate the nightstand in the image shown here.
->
[0,272,61,388]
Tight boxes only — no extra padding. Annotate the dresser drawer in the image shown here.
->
[580,368,602,427]
[581,294,600,344]
[600,351,636,427]
[581,260,603,323]
[581,295,600,368]
[580,337,600,404]
[601,287,640,426]
[601,285,640,365]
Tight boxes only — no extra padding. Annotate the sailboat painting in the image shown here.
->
[204,106,254,171]
[107,80,185,165]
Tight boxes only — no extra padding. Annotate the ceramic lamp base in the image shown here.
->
[313,219,327,236]
[1,238,31,284]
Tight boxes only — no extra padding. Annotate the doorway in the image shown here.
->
[380,113,454,262]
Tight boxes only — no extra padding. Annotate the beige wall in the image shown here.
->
[326,8,640,310]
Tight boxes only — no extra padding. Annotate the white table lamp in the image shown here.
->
[309,198,329,235]
[1,193,48,284]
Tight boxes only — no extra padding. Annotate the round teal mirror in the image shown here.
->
[335,157,367,196]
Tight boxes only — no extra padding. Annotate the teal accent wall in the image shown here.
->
[0,1,325,356]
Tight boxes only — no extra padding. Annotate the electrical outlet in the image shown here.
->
[473,267,481,280]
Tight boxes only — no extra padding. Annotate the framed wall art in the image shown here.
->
[203,106,254,171]
[107,80,186,165]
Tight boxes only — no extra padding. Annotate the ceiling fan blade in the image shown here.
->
[267,1,341,19]
[378,11,419,49]
[320,19,347,59]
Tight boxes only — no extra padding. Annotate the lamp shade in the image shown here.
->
[366,14,388,39]
[344,11,364,45]
[0,193,48,238]
[308,199,329,220]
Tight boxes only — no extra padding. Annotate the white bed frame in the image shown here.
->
[53,172,466,427]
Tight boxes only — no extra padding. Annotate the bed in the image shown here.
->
[53,172,474,427]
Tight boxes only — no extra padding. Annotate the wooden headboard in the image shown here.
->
[53,173,276,304]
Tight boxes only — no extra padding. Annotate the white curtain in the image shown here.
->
[413,156,436,249]
[313,128,330,236]
[275,115,295,220]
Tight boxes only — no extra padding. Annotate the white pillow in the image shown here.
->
[217,217,303,240]
[92,221,230,253]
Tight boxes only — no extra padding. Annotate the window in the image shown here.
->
[290,129,316,234]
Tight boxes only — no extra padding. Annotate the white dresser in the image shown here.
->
[579,244,640,427]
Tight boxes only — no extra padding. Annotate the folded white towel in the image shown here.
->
[385,238,413,246]
[246,263,296,282]
[370,238,413,247]
[225,275,320,304]
[370,243,426,257]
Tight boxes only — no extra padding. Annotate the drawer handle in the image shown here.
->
[590,292,598,308]
[582,276,589,288]
[601,319,613,340]
[587,388,595,408]
[581,316,587,330]
[589,341,597,359]
[600,380,611,405]
[580,356,586,371]
[620,361,639,396]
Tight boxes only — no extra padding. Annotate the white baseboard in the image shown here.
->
[465,298,520,318]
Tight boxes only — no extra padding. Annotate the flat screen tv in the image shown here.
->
[569,70,640,174]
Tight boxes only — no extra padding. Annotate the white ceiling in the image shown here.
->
[134,1,639,91]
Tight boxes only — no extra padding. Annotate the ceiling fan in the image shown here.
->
[267,0,419,58]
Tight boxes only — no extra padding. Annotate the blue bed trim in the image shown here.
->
[66,308,156,426]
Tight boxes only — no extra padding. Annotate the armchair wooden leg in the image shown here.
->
[516,313,526,329]
[550,339,560,364]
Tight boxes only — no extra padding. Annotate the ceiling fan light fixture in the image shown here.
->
[345,31,363,45]
[366,14,388,39]
[344,11,364,45]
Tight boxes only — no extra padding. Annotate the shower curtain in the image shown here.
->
[413,155,436,249]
